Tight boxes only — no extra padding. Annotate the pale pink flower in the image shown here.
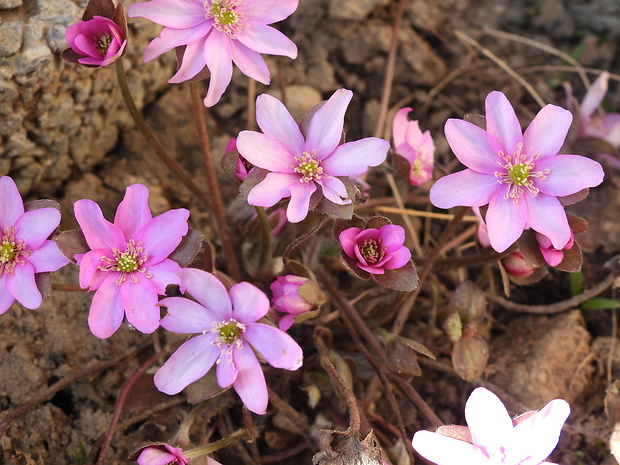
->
[579,72,620,146]
[271,275,313,330]
[0,176,69,314]
[237,89,390,223]
[430,91,604,253]
[412,387,570,465]
[74,184,189,339]
[536,232,573,267]
[154,268,303,415]
[392,107,435,185]
[137,444,188,465]
[127,0,298,107]
[339,224,411,276]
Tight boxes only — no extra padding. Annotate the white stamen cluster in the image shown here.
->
[99,239,151,285]
[494,143,550,202]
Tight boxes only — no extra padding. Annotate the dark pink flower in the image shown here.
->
[0,176,69,314]
[536,231,573,267]
[392,107,435,185]
[136,444,188,465]
[339,224,411,275]
[501,250,534,278]
[270,275,313,330]
[65,16,127,67]
[74,184,189,339]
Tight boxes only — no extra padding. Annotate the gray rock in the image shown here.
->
[0,0,22,9]
[16,45,53,76]
[0,22,24,57]
[35,0,79,23]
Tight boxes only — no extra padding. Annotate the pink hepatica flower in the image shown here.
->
[128,0,298,107]
[392,107,435,185]
[430,91,604,253]
[237,89,390,223]
[412,387,570,465]
[0,176,69,314]
[64,16,127,67]
[136,444,189,465]
[536,231,573,267]
[271,275,314,331]
[154,268,303,415]
[579,72,620,146]
[74,184,189,339]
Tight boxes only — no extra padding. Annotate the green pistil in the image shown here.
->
[96,33,114,55]
[508,163,531,186]
[116,251,139,272]
[219,322,241,344]
[0,243,15,263]
[298,159,319,177]
[360,238,383,264]
[210,1,239,27]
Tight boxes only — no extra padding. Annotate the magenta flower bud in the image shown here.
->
[271,275,314,330]
[64,16,127,67]
[536,231,573,267]
[339,224,411,275]
[501,251,534,278]
[136,444,188,465]
[392,107,435,186]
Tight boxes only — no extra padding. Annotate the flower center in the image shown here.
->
[494,143,550,202]
[294,150,326,183]
[205,0,246,37]
[96,33,114,56]
[211,318,246,364]
[359,238,385,265]
[99,239,150,285]
[0,226,31,276]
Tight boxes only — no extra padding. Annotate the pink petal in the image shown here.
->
[237,131,297,172]
[523,104,572,159]
[143,23,212,63]
[339,227,362,258]
[178,268,232,319]
[540,247,564,267]
[581,72,608,119]
[524,194,571,249]
[253,93,305,156]
[120,274,160,334]
[13,208,61,250]
[0,276,15,315]
[0,176,24,229]
[74,33,100,58]
[127,0,206,28]
[485,193,527,253]
[286,180,316,223]
[247,173,299,208]
[232,343,268,414]
[237,22,297,58]
[136,447,181,465]
[65,21,84,51]
[74,199,125,251]
[169,36,209,83]
[357,263,384,275]
[135,209,189,265]
[465,387,514,453]
[88,274,125,339]
[243,0,298,23]
[229,40,270,84]
[148,259,181,295]
[429,170,500,209]
[534,155,604,197]
[412,430,484,465]
[28,241,70,273]
[306,89,353,159]
[278,314,295,331]
[392,107,412,150]
[203,31,233,107]
[321,137,389,176]
[383,246,411,270]
[316,177,350,205]
[444,119,504,174]
[6,261,41,309]
[154,333,219,394]
[160,297,215,333]
[216,350,238,387]
[230,282,270,324]
[78,249,108,289]
[511,399,570,463]
[378,225,405,252]
[243,323,303,370]
[485,91,523,156]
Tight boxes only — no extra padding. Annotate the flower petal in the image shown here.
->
[230,282,270,324]
[244,323,303,370]
[253,93,305,156]
[378,225,405,252]
[177,268,232,319]
[135,209,189,265]
[229,40,270,84]
[169,35,209,83]
[28,241,70,273]
[6,261,41,309]
[383,246,411,270]
[127,0,206,28]
[429,170,500,209]
[88,274,125,339]
[339,227,362,258]
[113,184,152,239]
[286,180,316,223]
[0,176,24,229]
[485,91,523,156]
[142,22,212,63]
[485,193,527,253]
[160,296,215,333]
[411,430,484,465]
[465,387,514,454]
[306,89,353,158]
[392,107,412,150]
[148,259,182,294]
[316,177,350,205]
[524,194,570,249]
[321,137,389,176]
[0,276,15,315]
[581,72,608,119]
[203,31,233,107]
[243,0,298,23]
[120,274,160,334]
[78,249,108,289]
[232,343,268,414]
[247,173,298,208]
[444,119,504,174]
[154,333,219,395]
[523,104,572,159]
[14,208,61,250]
[534,155,604,197]
[216,350,238,388]
[237,22,297,58]
[237,131,297,172]
[74,199,126,251]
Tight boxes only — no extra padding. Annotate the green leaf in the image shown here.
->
[569,271,583,296]
[581,298,620,310]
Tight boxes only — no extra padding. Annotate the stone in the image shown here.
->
[0,21,24,57]
[0,0,22,9]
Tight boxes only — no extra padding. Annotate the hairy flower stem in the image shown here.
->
[190,82,241,282]
[114,58,213,210]
[184,429,247,459]
[255,206,272,272]
[282,214,329,267]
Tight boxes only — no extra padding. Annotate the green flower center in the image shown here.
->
[0,242,15,263]
[99,239,150,285]
[0,226,31,276]
[96,33,114,56]
[116,251,139,272]
[494,143,550,202]
[212,318,246,348]
[219,322,241,344]
[507,163,531,186]
[205,0,245,37]
[294,150,325,183]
